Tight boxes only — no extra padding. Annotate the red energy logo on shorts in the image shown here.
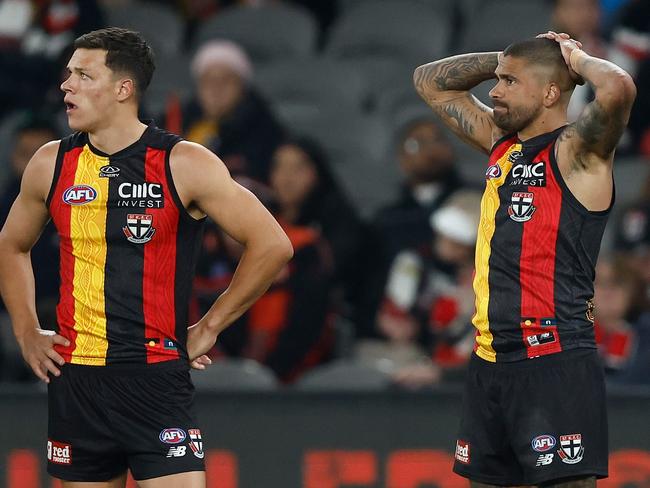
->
[47,440,72,465]
[455,440,470,464]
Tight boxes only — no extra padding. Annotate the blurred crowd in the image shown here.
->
[0,0,649,390]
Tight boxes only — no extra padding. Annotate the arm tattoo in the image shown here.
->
[564,52,635,160]
[414,52,499,95]
[443,103,475,135]
[559,99,627,168]
[575,100,625,155]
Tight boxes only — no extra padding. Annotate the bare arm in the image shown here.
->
[0,141,69,382]
[413,52,504,153]
[553,37,637,167]
[170,142,293,360]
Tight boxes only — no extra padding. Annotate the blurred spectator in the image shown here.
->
[269,138,363,303]
[191,175,336,383]
[594,257,650,385]
[608,0,650,77]
[551,0,610,121]
[0,113,60,381]
[613,173,650,306]
[244,221,334,383]
[607,0,650,154]
[176,39,284,181]
[628,59,650,156]
[0,0,105,118]
[356,190,482,390]
[354,116,464,339]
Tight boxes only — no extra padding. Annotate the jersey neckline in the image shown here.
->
[85,119,156,159]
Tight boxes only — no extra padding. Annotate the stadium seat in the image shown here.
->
[460,0,552,52]
[104,1,183,56]
[340,57,415,109]
[332,152,401,218]
[190,358,279,391]
[294,359,393,391]
[255,58,370,116]
[193,5,318,65]
[339,0,455,18]
[325,1,452,69]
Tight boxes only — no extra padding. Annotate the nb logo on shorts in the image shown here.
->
[536,454,554,466]
[166,446,187,458]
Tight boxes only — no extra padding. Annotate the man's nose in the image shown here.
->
[60,77,72,93]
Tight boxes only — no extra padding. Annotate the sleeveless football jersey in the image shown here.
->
[47,122,205,366]
[473,126,612,362]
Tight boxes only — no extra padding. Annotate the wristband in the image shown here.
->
[569,48,586,71]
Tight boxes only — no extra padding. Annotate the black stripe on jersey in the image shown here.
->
[104,147,147,364]
[549,149,608,350]
[487,164,524,356]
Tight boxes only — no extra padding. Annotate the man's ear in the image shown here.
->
[116,78,136,102]
[543,82,561,108]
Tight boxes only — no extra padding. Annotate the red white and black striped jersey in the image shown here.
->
[473,126,612,362]
[47,122,205,366]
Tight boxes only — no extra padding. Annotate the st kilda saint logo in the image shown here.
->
[558,434,585,464]
[508,192,536,222]
[188,429,204,459]
[123,213,155,244]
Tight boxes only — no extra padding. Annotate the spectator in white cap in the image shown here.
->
[179,39,284,181]
[356,190,482,389]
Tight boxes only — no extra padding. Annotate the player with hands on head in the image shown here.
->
[414,29,635,487]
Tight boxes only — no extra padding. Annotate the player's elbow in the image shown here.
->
[619,72,637,105]
[269,231,294,265]
[600,71,637,109]
[413,65,433,98]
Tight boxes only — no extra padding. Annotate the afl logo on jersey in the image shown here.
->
[485,164,502,179]
[62,185,97,205]
[99,165,120,178]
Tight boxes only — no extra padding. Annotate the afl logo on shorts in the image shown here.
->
[99,165,120,178]
[485,164,502,180]
[62,185,97,205]
[532,435,556,452]
[159,428,187,445]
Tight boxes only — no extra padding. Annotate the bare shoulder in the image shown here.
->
[22,140,60,202]
[169,140,234,214]
[170,141,229,178]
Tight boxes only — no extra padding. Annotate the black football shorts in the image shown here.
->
[47,361,205,482]
[453,348,608,485]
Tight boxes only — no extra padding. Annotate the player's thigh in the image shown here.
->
[542,475,596,487]
[136,470,205,488]
[61,471,127,488]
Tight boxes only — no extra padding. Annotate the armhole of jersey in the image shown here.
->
[45,140,66,209]
[165,139,206,224]
[489,132,516,156]
[548,139,615,217]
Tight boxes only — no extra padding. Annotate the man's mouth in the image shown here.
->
[65,102,77,113]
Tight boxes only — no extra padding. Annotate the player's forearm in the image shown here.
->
[414,52,499,101]
[201,236,293,334]
[570,50,636,106]
[0,241,40,343]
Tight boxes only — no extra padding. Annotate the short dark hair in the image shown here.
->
[503,38,574,90]
[74,27,155,99]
